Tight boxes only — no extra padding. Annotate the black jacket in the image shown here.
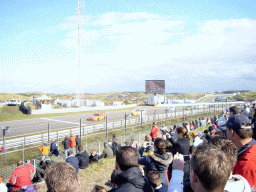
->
[89,154,99,163]
[76,137,81,146]
[167,137,190,183]
[75,151,89,169]
[108,167,154,192]
[167,137,190,155]
[112,144,121,156]
[62,138,70,150]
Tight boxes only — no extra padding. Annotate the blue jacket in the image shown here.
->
[66,155,79,174]
[108,167,153,192]
[50,141,58,152]
[139,152,173,186]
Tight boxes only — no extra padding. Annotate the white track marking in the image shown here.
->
[41,118,86,126]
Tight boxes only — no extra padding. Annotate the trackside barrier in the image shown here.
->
[1,102,244,150]
[0,102,244,183]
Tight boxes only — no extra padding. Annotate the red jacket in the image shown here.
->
[9,163,34,189]
[69,136,76,148]
[150,125,158,139]
[233,143,256,189]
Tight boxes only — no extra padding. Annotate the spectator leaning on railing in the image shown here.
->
[226,114,256,190]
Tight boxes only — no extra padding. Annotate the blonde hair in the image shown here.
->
[145,135,151,141]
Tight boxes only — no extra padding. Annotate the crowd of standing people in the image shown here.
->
[4,103,256,192]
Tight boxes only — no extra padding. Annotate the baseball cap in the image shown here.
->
[225,114,251,129]
[197,131,202,136]
[191,132,197,137]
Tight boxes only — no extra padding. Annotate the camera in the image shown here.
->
[184,155,191,162]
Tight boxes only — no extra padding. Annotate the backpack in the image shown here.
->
[21,185,39,191]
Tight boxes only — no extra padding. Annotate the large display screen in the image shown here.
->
[145,80,165,94]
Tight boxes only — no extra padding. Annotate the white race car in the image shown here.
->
[6,99,21,106]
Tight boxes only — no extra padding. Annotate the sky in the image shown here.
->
[1,0,256,94]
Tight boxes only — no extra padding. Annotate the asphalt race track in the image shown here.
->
[0,106,174,138]
[0,94,231,138]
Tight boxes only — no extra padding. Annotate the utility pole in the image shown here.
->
[76,0,85,107]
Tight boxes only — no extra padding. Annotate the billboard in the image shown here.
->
[215,98,227,102]
[145,80,165,94]
[172,99,197,104]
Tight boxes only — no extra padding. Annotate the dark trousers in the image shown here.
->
[222,130,227,137]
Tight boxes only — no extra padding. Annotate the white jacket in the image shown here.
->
[224,174,251,192]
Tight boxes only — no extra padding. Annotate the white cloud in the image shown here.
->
[2,12,256,93]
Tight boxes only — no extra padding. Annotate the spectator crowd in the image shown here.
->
[4,103,256,192]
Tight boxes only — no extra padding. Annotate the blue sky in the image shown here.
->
[1,0,256,94]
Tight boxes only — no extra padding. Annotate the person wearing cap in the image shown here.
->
[226,114,256,190]
[39,142,50,161]
[191,132,203,147]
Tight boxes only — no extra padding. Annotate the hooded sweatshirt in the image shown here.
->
[109,166,154,192]
[139,152,173,186]
[224,174,251,192]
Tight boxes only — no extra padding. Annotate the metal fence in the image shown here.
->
[0,102,244,156]
[1,102,244,150]
[0,102,244,183]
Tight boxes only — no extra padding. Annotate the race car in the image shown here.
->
[166,106,175,111]
[185,106,196,110]
[88,112,106,121]
[131,109,146,116]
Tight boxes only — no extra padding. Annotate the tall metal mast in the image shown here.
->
[76,0,85,106]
